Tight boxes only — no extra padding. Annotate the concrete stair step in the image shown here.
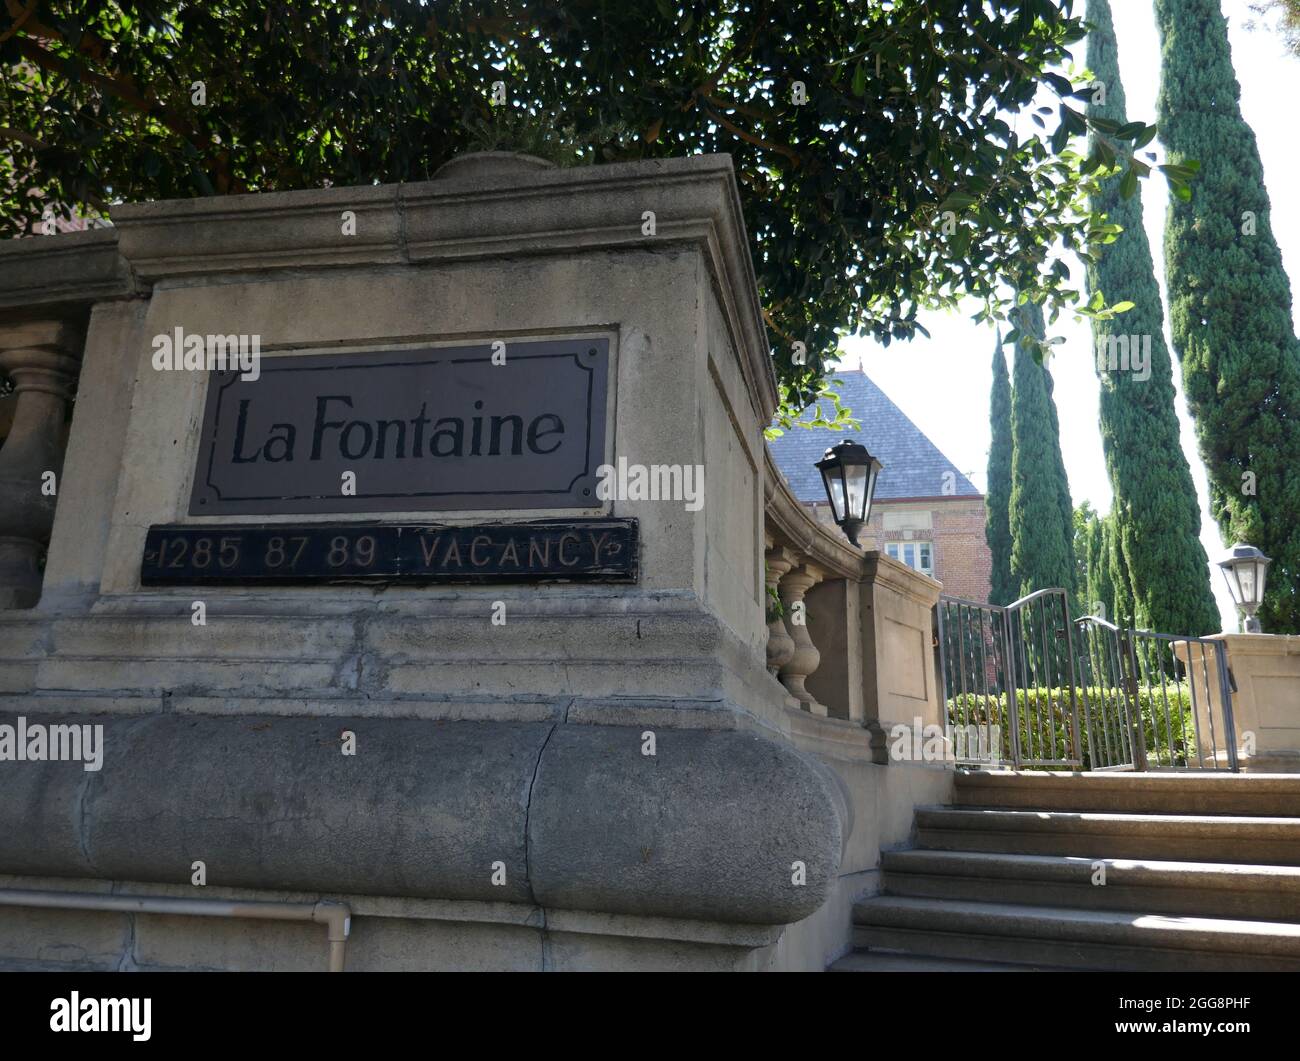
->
[917,807,1300,864]
[883,849,1300,920]
[852,895,1300,971]
[828,949,1056,972]
[955,770,1300,817]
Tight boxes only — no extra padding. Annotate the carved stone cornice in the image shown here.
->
[104,153,777,422]
[0,230,136,320]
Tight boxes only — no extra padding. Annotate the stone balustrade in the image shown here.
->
[763,448,943,760]
[763,542,797,677]
[0,321,84,609]
[0,229,134,612]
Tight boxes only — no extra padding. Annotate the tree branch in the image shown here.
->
[699,100,802,166]
[13,33,241,196]
[15,37,198,141]
[0,125,46,148]
[0,0,38,45]
[4,0,109,57]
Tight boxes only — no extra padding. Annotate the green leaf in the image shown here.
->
[937,191,977,211]
[1044,72,1074,96]
[0,0,1154,413]
[1119,166,1138,200]
[1132,125,1158,149]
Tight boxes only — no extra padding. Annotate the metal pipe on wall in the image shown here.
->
[0,889,352,972]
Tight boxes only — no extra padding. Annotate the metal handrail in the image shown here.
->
[1007,588,1074,609]
[1075,613,1121,632]
[937,589,1082,769]
[938,598,1240,773]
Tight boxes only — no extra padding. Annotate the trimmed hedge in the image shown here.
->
[947,686,1195,769]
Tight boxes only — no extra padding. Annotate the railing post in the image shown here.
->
[764,540,797,678]
[1215,640,1240,773]
[1059,594,1083,768]
[934,601,950,718]
[0,321,83,609]
[1003,605,1023,768]
[778,562,826,715]
[1120,628,1149,772]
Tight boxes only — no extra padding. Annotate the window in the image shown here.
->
[885,541,933,577]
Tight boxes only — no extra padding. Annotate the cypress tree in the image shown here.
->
[1044,353,1081,617]
[1073,501,1095,611]
[1107,511,1137,628]
[1156,0,1300,632]
[985,334,1016,606]
[1085,513,1116,621]
[1085,0,1220,636]
[1008,303,1078,600]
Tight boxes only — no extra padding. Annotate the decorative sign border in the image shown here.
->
[188,338,611,515]
[141,520,639,585]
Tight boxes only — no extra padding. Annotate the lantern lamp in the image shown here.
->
[815,439,883,548]
[1216,542,1271,633]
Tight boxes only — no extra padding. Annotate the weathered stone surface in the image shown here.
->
[112,183,402,279]
[0,713,543,903]
[528,724,842,923]
[0,711,844,927]
[38,301,155,609]
[0,722,98,877]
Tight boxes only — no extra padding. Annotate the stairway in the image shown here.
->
[833,770,1300,972]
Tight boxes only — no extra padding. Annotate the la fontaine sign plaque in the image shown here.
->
[189,338,609,515]
[148,337,636,586]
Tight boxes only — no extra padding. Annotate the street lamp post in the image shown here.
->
[1216,543,1272,633]
[815,439,883,548]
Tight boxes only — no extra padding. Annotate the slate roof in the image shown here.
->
[768,369,981,503]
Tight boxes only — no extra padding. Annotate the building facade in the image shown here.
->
[768,369,992,604]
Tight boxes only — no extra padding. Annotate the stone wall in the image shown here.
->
[0,153,952,971]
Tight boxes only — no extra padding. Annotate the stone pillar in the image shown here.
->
[1176,633,1300,771]
[0,321,82,609]
[806,576,863,722]
[859,552,943,764]
[779,562,826,715]
[764,541,796,677]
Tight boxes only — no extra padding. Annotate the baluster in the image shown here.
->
[778,561,826,715]
[764,542,797,676]
[0,321,81,609]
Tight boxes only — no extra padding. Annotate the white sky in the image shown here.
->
[837,0,1298,632]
